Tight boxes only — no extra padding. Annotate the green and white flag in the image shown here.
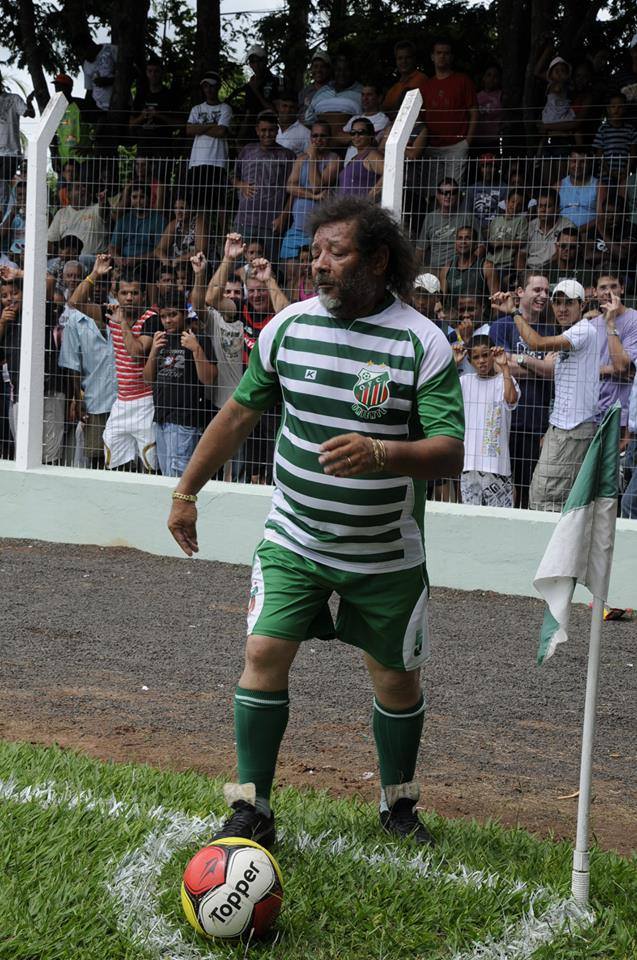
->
[534,403,621,664]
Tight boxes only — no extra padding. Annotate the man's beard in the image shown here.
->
[316,264,371,320]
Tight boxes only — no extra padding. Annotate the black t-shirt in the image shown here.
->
[131,86,181,154]
[152,331,216,428]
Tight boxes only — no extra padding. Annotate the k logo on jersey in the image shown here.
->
[351,362,391,420]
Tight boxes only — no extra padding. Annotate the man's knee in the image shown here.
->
[242,634,298,688]
[368,658,421,708]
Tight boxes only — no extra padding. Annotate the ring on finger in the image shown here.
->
[347,456,352,467]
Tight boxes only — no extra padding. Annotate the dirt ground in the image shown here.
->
[1,538,635,855]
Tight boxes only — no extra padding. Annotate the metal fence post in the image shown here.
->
[15,92,68,471]
[381,89,422,218]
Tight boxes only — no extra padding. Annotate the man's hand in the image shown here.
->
[150,329,167,354]
[272,214,285,234]
[68,398,87,423]
[238,182,257,200]
[224,232,245,260]
[452,342,467,366]
[318,432,378,477]
[190,251,207,274]
[0,265,23,281]
[181,328,199,352]
[107,304,128,327]
[491,345,509,371]
[250,257,272,282]
[600,291,623,324]
[93,253,113,277]
[490,290,517,315]
[167,501,199,556]
[456,319,474,344]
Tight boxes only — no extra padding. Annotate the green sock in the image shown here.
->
[234,686,290,810]
[373,694,425,787]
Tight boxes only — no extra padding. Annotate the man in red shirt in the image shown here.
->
[411,37,478,195]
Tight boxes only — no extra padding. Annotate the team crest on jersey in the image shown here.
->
[351,362,391,420]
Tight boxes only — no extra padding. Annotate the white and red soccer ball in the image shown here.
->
[181,837,283,939]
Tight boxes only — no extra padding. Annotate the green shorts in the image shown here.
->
[246,539,430,671]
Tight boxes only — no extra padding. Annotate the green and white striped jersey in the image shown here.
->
[233,294,464,574]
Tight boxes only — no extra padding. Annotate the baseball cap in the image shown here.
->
[414,273,441,294]
[246,45,266,61]
[311,49,331,65]
[200,72,220,86]
[552,279,585,301]
[53,73,73,87]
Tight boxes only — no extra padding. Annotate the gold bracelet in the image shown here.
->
[370,437,387,472]
[86,275,96,285]
[172,491,197,503]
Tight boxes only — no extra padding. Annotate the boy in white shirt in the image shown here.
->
[511,279,601,511]
[460,336,520,507]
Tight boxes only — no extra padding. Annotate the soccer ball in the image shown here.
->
[181,837,283,939]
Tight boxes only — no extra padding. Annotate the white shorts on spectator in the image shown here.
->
[103,395,157,471]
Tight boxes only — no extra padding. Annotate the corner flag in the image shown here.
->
[534,403,621,665]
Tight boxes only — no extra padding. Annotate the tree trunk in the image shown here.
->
[16,0,49,113]
[195,0,221,96]
[496,0,528,152]
[522,0,551,146]
[327,0,349,48]
[283,0,310,92]
[110,0,150,112]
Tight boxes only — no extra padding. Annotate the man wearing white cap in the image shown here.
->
[412,273,442,324]
[511,279,601,511]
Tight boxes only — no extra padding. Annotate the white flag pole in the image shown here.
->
[571,594,605,905]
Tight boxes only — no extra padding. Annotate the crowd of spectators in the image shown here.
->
[0,31,637,516]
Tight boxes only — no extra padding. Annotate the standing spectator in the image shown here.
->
[382,40,428,120]
[336,117,383,202]
[341,83,391,157]
[489,273,557,507]
[417,177,478,273]
[411,37,478,190]
[614,33,637,121]
[109,184,166,282]
[306,53,363,143]
[465,153,507,238]
[544,226,588,292]
[0,75,35,206]
[512,280,601,511]
[233,112,295,263]
[474,63,504,153]
[186,73,233,221]
[47,180,110,267]
[274,90,311,157]
[129,56,182,159]
[592,93,637,181]
[280,122,339,281]
[620,372,637,518]
[557,150,598,228]
[52,74,90,165]
[570,60,598,147]
[70,254,160,471]
[536,53,579,156]
[485,189,528,279]
[439,226,498,307]
[299,50,332,126]
[412,272,443,323]
[459,339,519,507]
[592,273,637,427]
[153,194,211,269]
[79,35,118,157]
[143,288,216,477]
[526,188,575,272]
[58,279,117,469]
[236,45,280,138]
[580,191,637,296]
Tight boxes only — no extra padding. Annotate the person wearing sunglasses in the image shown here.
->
[336,117,384,203]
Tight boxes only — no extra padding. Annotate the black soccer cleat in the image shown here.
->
[212,800,276,850]
[380,798,435,846]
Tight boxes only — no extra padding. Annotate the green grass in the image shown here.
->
[0,741,635,960]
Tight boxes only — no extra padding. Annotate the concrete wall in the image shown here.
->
[1,463,636,608]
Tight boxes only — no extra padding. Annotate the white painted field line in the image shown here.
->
[0,777,595,960]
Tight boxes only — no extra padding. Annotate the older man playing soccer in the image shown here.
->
[168,197,464,847]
